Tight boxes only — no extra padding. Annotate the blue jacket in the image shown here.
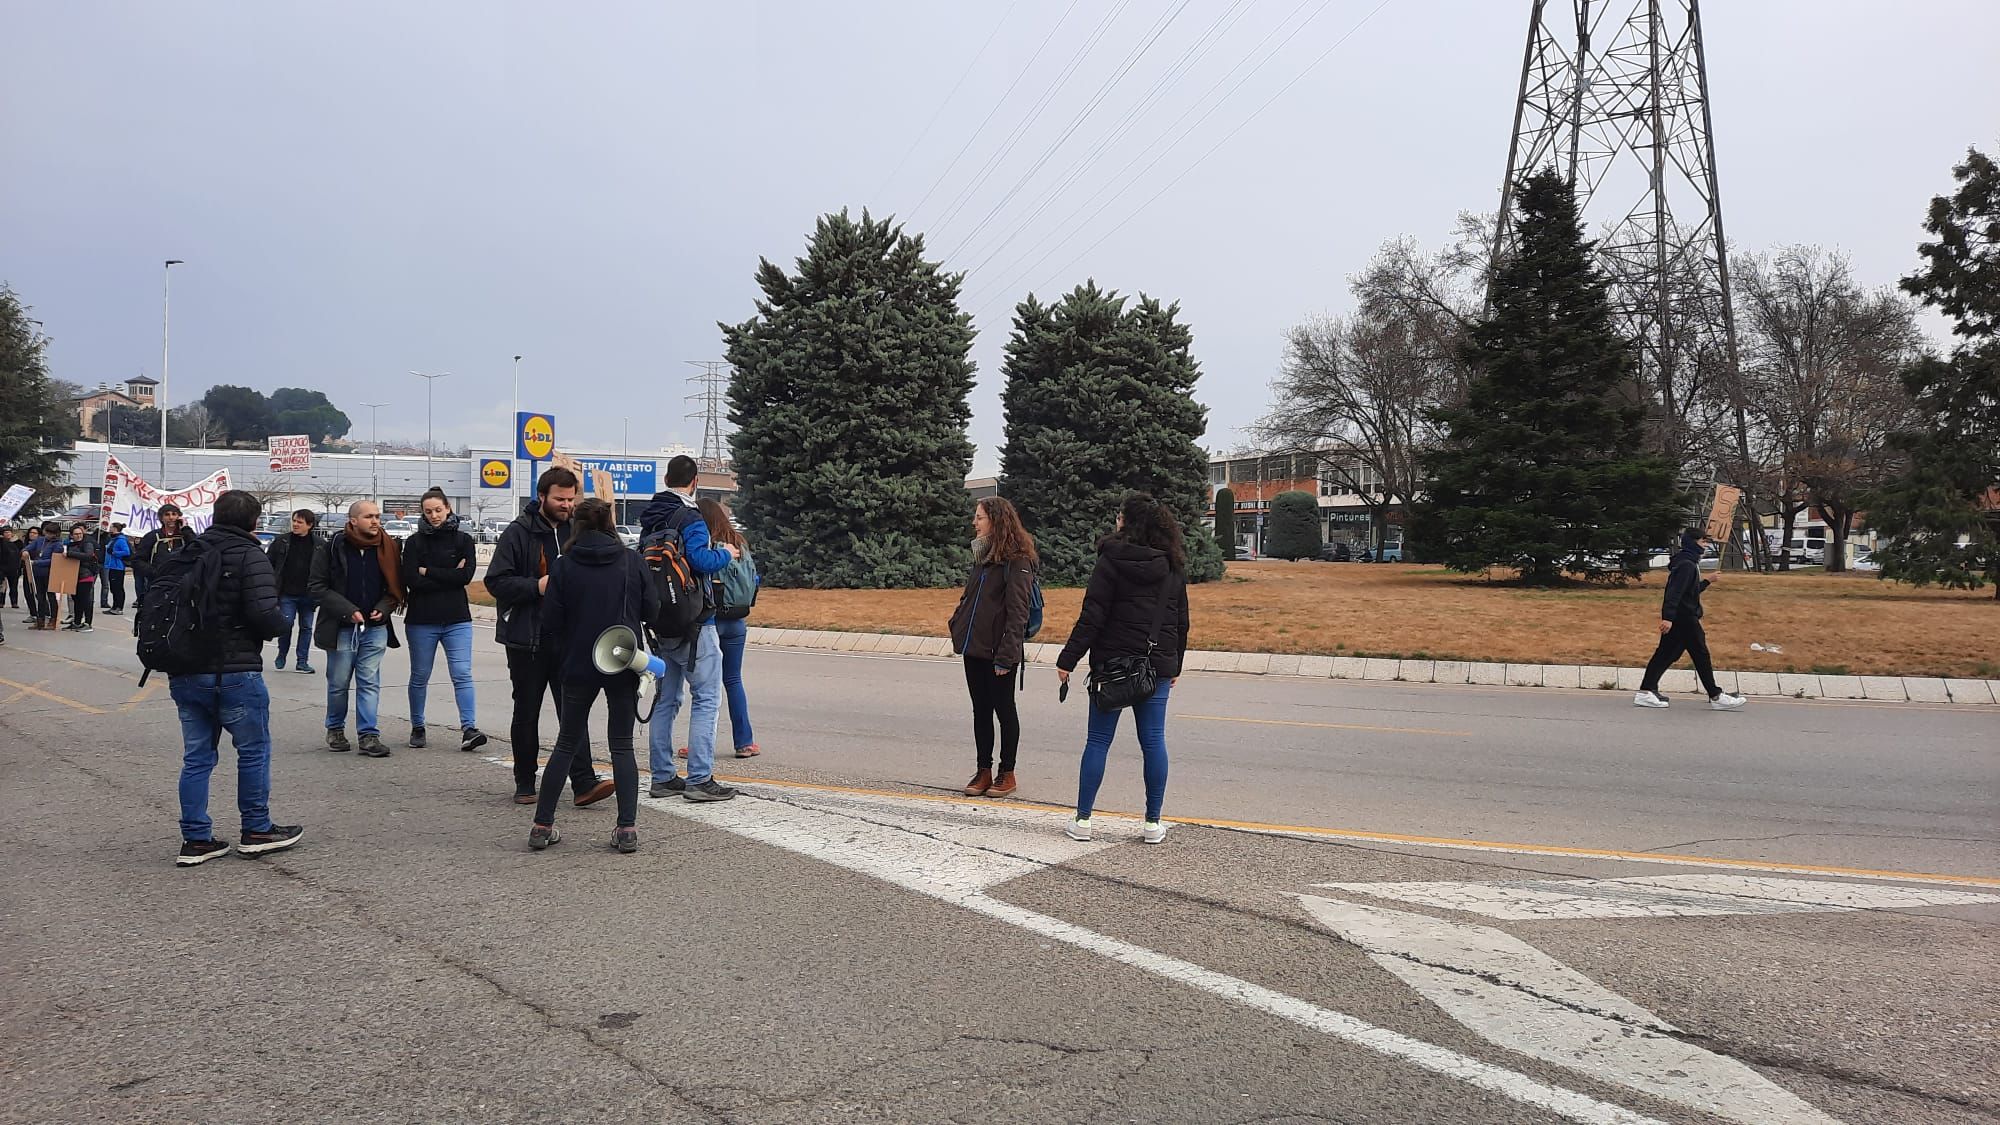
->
[104,533,131,572]
[638,491,732,625]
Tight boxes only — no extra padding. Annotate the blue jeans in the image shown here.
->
[325,623,388,735]
[170,672,274,841]
[1076,680,1173,822]
[276,595,316,667]
[714,616,755,750]
[406,621,477,728]
[648,623,723,784]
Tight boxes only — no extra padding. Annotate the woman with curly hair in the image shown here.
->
[947,496,1038,798]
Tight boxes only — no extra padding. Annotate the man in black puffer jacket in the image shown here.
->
[1635,528,1746,711]
[168,489,304,868]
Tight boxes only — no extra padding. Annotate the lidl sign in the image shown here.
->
[516,412,556,461]
[478,458,512,489]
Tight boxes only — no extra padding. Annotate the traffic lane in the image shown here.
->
[1,687,1579,1125]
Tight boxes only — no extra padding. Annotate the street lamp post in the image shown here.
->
[410,371,451,485]
[159,259,183,481]
[360,401,389,501]
[512,355,522,505]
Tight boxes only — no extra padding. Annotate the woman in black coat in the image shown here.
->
[530,498,658,854]
[947,496,1036,798]
[1054,494,1191,846]
[401,488,485,751]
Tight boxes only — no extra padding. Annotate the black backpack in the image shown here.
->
[640,515,707,648]
[134,536,225,685]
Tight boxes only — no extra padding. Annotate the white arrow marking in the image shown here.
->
[1314,874,2000,920]
[1298,894,1842,1124]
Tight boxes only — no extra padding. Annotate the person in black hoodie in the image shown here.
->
[1636,528,1746,711]
[1055,494,1192,846]
[486,467,612,806]
[64,523,101,631]
[529,498,659,854]
[266,509,323,673]
[402,488,487,752]
[947,496,1036,798]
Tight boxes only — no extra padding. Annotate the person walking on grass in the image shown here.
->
[64,523,100,632]
[310,500,404,757]
[697,498,762,761]
[486,467,614,807]
[169,490,303,867]
[528,498,658,854]
[403,488,487,752]
[100,523,130,614]
[1635,528,1747,711]
[267,509,322,674]
[1055,494,1191,846]
[641,455,741,802]
[949,496,1036,798]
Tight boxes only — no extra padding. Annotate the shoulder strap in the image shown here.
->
[1143,572,1180,650]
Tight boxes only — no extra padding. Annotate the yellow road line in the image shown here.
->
[0,676,106,715]
[1181,713,1473,737]
[121,680,163,708]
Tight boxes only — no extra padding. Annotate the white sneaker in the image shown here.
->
[1141,820,1168,845]
[1710,692,1746,710]
[1633,690,1669,708]
[1065,817,1092,842]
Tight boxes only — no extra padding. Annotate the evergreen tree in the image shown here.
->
[722,209,975,588]
[1213,486,1237,559]
[996,282,1224,585]
[1265,490,1321,560]
[1417,171,1685,583]
[271,387,352,448]
[0,285,76,507]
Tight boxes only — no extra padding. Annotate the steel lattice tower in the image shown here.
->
[1492,0,1741,467]
[684,360,731,468]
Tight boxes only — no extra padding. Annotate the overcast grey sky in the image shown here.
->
[4,1,1995,473]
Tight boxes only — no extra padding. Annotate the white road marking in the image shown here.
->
[1298,894,1842,1125]
[1316,874,2000,920]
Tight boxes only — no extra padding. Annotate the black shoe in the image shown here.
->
[80,624,93,632]
[239,824,304,856]
[295,663,314,674]
[409,725,427,749]
[357,733,389,758]
[460,727,488,753]
[683,779,738,802]
[648,776,686,798]
[326,728,352,753]
[177,838,232,867]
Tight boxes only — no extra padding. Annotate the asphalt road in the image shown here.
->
[1,616,1994,1124]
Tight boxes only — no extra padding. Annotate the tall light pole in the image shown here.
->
[511,355,523,505]
[360,401,389,501]
[410,370,450,485]
[159,260,183,481]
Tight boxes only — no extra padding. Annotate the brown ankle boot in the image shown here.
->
[985,771,1017,798]
[963,768,992,797]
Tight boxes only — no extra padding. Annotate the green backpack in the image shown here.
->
[713,547,760,622]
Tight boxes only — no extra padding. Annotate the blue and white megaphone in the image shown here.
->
[592,625,667,701]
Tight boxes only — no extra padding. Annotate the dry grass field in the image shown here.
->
[472,562,1999,678]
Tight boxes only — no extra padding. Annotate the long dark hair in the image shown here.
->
[1111,493,1185,574]
[978,496,1038,566]
[565,497,617,549]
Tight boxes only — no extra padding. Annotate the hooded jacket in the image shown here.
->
[267,529,324,598]
[401,514,477,626]
[947,540,1033,669]
[1057,539,1191,680]
[638,490,734,627]
[486,497,571,649]
[539,529,659,684]
[1659,530,1712,622]
[200,523,286,673]
[64,537,101,581]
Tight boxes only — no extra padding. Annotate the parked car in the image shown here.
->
[1317,541,1352,562]
[383,519,418,538]
[1378,541,1405,562]
[615,524,640,549]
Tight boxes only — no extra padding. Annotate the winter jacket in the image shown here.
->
[308,533,403,652]
[638,491,734,625]
[200,524,286,674]
[27,537,59,573]
[1659,531,1711,622]
[539,529,660,684]
[131,528,188,580]
[267,530,323,598]
[401,517,477,626]
[948,544,1033,669]
[486,498,571,649]
[0,539,24,579]
[103,533,131,572]
[1056,540,1191,681]
[64,540,102,582]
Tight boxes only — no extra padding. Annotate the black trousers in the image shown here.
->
[101,569,126,610]
[70,584,95,627]
[535,676,640,829]
[1641,616,1721,697]
[964,656,1021,772]
[506,645,598,795]
[30,571,57,622]
[4,573,19,607]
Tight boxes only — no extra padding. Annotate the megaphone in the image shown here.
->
[592,625,667,700]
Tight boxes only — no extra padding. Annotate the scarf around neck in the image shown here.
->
[343,523,406,607]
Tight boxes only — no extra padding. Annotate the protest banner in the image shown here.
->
[268,435,311,473]
[101,456,233,534]
[0,482,34,523]
[1705,484,1743,541]
[549,451,615,503]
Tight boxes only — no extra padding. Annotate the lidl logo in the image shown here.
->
[516,412,556,461]
[479,459,511,488]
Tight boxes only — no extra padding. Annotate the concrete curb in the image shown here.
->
[466,606,1993,706]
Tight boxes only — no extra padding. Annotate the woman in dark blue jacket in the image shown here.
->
[530,498,658,854]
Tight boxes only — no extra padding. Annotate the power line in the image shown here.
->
[869,0,1025,205]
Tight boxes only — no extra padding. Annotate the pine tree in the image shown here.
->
[0,285,76,508]
[1417,171,1686,583]
[997,282,1224,585]
[1213,486,1237,559]
[1265,490,1321,560]
[722,210,976,588]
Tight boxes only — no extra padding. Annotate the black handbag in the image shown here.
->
[1087,573,1181,711]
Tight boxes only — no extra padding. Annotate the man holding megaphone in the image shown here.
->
[526,498,659,854]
